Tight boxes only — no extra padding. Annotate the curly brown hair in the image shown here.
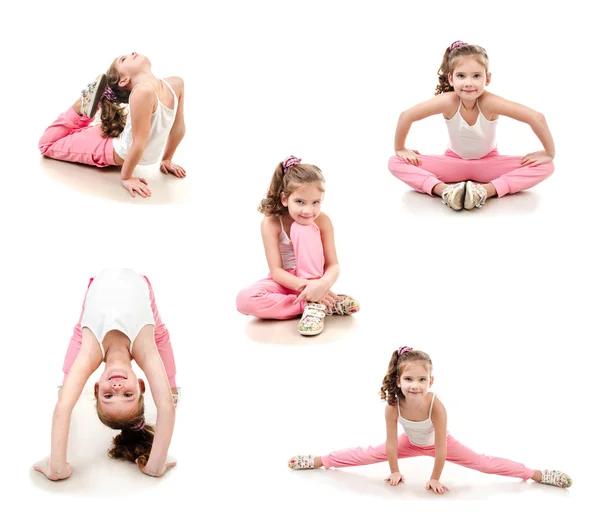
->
[258,158,326,216]
[435,43,489,96]
[96,394,154,467]
[99,61,131,138]
[380,348,433,406]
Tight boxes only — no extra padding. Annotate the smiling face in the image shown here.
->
[397,362,433,399]
[94,366,145,419]
[281,184,324,225]
[449,56,491,101]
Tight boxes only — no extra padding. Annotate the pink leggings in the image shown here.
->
[388,149,554,198]
[321,433,534,480]
[236,222,324,319]
[38,107,117,168]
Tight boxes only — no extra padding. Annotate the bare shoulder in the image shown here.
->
[129,83,155,107]
[439,91,460,117]
[314,212,333,229]
[385,402,399,421]
[431,394,447,417]
[164,76,184,94]
[261,214,280,235]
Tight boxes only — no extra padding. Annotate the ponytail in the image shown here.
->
[99,62,131,138]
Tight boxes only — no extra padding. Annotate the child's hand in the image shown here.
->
[318,290,341,309]
[33,458,72,481]
[396,148,422,166]
[520,151,553,167]
[384,472,405,486]
[136,459,177,478]
[160,160,187,178]
[121,177,152,198]
[426,479,450,494]
[293,279,331,305]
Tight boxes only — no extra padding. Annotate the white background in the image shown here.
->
[0,0,597,521]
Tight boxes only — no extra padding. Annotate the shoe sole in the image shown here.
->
[299,328,323,336]
[85,74,108,118]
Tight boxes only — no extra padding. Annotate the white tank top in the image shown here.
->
[445,100,497,160]
[397,393,436,446]
[113,79,178,165]
[278,216,296,270]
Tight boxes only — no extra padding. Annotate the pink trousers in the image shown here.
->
[321,433,534,480]
[236,222,324,319]
[38,107,117,167]
[388,149,554,198]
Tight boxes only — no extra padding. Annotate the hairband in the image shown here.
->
[397,346,413,357]
[130,420,146,431]
[103,86,119,104]
[282,156,302,173]
[450,41,467,51]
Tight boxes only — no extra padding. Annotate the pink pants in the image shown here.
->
[236,222,324,319]
[38,108,117,168]
[321,433,534,480]
[388,149,554,198]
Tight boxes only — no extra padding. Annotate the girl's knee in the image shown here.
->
[236,288,263,314]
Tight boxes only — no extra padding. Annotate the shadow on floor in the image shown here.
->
[39,158,189,205]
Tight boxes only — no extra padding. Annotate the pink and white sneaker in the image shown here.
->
[540,469,572,488]
[288,455,315,470]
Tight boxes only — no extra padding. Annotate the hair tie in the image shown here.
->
[397,346,413,357]
[450,41,467,51]
[103,86,119,104]
[282,156,302,173]
[130,420,146,431]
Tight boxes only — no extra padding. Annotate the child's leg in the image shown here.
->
[468,151,554,198]
[388,152,470,196]
[290,222,325,281]
[320,434,418,469]
[38,107,117,168]
[236,277,304,319]
[445,435,535,480]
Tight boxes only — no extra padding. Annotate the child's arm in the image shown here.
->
[383,403,405,485]
[394,94,455,157]
[484,93,555,163]
[427,398,449,494]
[120,87,154,196]
[36,341,101,480]
[261,217,309,292]
[134,345,176,476]
[160,77,186,177]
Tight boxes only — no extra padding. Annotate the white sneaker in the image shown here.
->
[298,303,326,336]
[464,181,487,210]
[441,182,465,210]
[540,469,572,488]
[288,455,315,470]
[80,74,107,118]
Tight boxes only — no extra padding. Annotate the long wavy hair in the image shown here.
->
[435,43,489,96]
[99,61,131,138]
[380,348,433,406]
[258,158,326,216]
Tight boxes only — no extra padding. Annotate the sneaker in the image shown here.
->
[80,74,107,118]
[298,303,326,336]
[464,181,487,210]
[441,182,466,210]
[325,295,360,316]
[172,387,181,409]
[288,455,315,470]
[540,469,572,488]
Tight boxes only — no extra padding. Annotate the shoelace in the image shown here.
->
[473,184,487,207]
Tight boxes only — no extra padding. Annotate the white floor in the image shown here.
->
[2,1,597,521]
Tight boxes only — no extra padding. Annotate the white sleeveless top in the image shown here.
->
[80,268,155,355]
[278,217,296,270]
[398,393,436,446]
[113,79,178,165]
[445,100,497,160]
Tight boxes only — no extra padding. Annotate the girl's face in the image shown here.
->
[281,184,324,225]
[113,52,151,87]
[397,363,433,399]
[94,366,145,417]
[449,57,491,101]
